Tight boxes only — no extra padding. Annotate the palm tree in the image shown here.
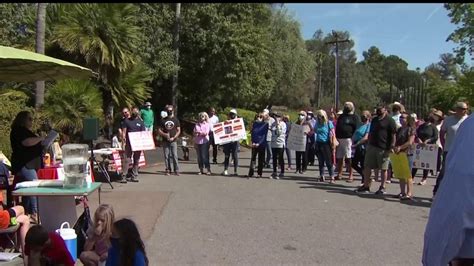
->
[50,3,151,138]
[43,79,103,138]
[35,3,47,109]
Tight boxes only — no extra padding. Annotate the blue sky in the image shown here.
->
[285,3,466,70]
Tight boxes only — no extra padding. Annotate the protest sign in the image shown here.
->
[111,150,146,173]
[412,144,438,171]
[128,131,156,151]
[211,118,247,145]
[389,152,411,181]
[287,124,307,152]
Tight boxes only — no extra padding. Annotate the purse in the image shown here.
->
[327,122,339,149]
[73,197,93,255]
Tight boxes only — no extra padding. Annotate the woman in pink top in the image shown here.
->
[194,112,211,175]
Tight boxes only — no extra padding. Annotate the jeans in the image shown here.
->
[285,147,292,167]
[163,141,179,172]
[248,146,265,177]
[196,142,210,172]
[295,151,308,172]
[20,167,38,214]
[224,141,239,172]
[122,143,141,179]
[209,132,218,162]
[433,151,448,195]
[351,146,366,182]
[307,141,316,165]
[265,141,272,166]
[272,148,285,174]
[316,142,334,177]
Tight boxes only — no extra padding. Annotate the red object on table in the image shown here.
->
[37,167,60,180]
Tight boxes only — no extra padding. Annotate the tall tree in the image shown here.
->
[35,3,47,109]
[445,3,474,63]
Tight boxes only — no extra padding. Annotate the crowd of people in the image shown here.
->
[117,100,470,203]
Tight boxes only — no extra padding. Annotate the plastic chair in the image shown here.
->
[0,224,19,252]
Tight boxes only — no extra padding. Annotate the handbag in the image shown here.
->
[327,122,339,149]
[73,197,93,255]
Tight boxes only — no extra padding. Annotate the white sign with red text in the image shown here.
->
[211,118,247,145]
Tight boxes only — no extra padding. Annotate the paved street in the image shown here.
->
[95,148,433,265]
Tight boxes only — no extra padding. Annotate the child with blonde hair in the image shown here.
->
[80,204,115,266]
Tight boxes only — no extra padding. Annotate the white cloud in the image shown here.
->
[425,5,442,23]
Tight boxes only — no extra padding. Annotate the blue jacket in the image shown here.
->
[106,238,147,266]
[251,121,268,148]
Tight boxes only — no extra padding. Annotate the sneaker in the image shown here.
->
[165,170,171,176]
[271,172,277,178]
[279,173,284,178]
[354,186,370,193]
[206,171,211,176]
[197,172,203,175]
[269,175,274,179]
[300,171,304,174]
[295,170,300,174]
[119,177,128,184]
[275,175,280,180]
[222,170,229,176]
[400,195,413,201]
[385,180,392,184]
[319,176,325,182]
[130,178,139,183]
[257,175,262,178]
[375,187,386,195]
[174,172,180,176]
[418,180,427,186]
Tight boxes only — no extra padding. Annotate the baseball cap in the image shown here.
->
[145,101,152,106]
[229,109,237,115]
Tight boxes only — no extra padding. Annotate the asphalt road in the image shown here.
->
[139,148,432,265]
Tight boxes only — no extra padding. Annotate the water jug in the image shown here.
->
[62,144,89,188]
[56,222,77,262]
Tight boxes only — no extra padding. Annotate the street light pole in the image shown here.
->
[325,31,349,111]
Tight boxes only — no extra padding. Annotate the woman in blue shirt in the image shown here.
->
[314,110,335,182]
[351,111,371,184]
[106,218,148,266]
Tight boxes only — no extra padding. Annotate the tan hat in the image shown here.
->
[432,110,443,118]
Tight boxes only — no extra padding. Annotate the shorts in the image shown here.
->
[364,144,390,170]
[336,138,352,159]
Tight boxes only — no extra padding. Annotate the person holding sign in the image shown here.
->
[121,107,146,183]
[222,109,240,176]
[293,111,313,174]
[270,112,287,179]
[248,113,268,178]
[159,105,181,176]
[412,114,438,185]
[194,112,211,175]
[393,113,416,200]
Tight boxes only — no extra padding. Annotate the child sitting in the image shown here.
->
[106,218,148,266]
[24,224,75,266]
[80,204,115,266]
[0,202,29,257]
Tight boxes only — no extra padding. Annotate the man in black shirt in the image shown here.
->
[356,105,396,194]
[121,107,145,183]
[335,102,360,182]
[158,105,181,175]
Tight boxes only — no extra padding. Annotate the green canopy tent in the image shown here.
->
[0,45,95,82]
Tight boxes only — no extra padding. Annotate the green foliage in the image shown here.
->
[0,3,36,49]
[445,3,474,63]
[0,89,31,158]
[43,79,103,136]
[112,63,153,109]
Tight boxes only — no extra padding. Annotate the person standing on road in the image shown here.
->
[121,107,146,183]
[270,112,287,179]
[306,111,317,166]
[222,109,240,176]
[412,113,438,185]
[283,115,292,170]
[393,113,416,200]
[355,105,397,195]
[314,110,335,182]
[351,110,371,184]
[294,111,313,174]
[208,107,220,164]
[423,114,474,266]
[263,109,275,168]
[158,105,181,176]
[335,102,360,182]
[194,112,211,175]
[433,101,469,199]
[140,102,154,132]
[248,113,268,178]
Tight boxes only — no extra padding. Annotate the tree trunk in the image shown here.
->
[172,3,181,116]
[35,3,47,109]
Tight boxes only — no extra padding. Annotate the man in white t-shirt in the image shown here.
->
[208,107,220,164]
[433,101,469,197]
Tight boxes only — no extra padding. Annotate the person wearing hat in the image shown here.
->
[391,101,405,129]
[270,111,287,179]
[222,109,240,176]
[140,101,154,132]
[294,111,313,174]
[433,101,469,198]
[430,109,444,175]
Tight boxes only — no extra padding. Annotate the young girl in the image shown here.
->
[80,204,115,266]
[106,218,148,266]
